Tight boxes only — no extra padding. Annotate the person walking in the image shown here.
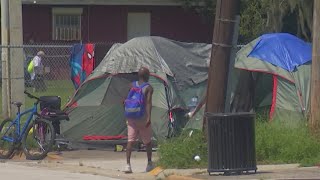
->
[123,67,154,173]
[29,51,46,92]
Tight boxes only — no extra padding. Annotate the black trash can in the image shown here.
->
[205,112,257,175]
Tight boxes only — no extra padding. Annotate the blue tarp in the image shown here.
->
[248,33,312,72]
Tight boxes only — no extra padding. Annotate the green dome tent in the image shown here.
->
[231,34,311,123]
[61,37,211,147]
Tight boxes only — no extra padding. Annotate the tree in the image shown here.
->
[264,0,313,41]
[239,0,267,43]
[179,0,313,43]
[179,0,268,44]
[287,0,313,41]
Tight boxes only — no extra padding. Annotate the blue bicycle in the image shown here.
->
[0,91,55,160]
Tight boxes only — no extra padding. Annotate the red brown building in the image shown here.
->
[22,0,213,44]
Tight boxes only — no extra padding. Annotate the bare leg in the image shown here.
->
[146,142,152,162]
[145,141,154,172]
[126,141,134,165]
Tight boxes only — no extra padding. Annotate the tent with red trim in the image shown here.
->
[61,36,210,146]
[232,33,311,123]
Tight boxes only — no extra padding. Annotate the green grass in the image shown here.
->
[157,129,208,169]
[0,80,75,119]
[157,119,320,169]
[256,120,320,166]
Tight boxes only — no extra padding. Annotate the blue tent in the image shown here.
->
[234,33,312,122]
[248,33,312,72]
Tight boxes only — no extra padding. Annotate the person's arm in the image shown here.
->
[190,96,206,118]
[145,86,153,127]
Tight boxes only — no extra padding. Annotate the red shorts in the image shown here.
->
[127,119,152,144]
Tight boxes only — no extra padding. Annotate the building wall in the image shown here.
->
[151,6,213,43]
[83,6,128,43]
[23,5,52,43]
[22,5,213,44]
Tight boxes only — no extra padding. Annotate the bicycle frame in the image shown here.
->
[2,103,38,143]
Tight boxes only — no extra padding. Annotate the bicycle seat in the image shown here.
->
[12,101,23,107]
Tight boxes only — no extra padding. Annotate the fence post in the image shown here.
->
[1,0,10,118]
[8,0,25,116]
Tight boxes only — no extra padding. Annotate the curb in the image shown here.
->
[12,151,25,160]
[165,175,202,180]
[12,152,64,161]
[150,167,206,180]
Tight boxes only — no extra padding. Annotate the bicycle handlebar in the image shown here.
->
[24,91,41,101]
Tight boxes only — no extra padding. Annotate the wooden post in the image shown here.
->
[204,0,240,131]
[310,0,320,135]
[1,0,10,118]
[8,0,25,117]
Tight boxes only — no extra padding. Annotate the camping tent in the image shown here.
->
[61,36,211,145]
[232,33,311,122]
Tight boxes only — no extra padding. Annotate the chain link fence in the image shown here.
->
[0,43,245,117]
[0,44,75,116]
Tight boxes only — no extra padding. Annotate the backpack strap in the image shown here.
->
[133,81,149,89]
[139,82,149,89]
[132,81,138,88]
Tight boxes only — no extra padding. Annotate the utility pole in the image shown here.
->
[1,0,10,118]
[205,0,240,112]
[204,0,240,130]
[310,0,320,135]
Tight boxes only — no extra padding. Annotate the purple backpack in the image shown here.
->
[124,81,149,119]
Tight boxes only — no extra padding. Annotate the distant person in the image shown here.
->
[123,67,154,173]
[28,51,46,92]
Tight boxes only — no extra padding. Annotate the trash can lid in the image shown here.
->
[205,112,255,118]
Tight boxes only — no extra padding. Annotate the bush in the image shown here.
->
[157,119,320,169]
[157,129,208,169]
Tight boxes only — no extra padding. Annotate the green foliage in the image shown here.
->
[157,129,208,169]
[178,0,313,43]
[239,0,267,43]
[157,119,320,169]
[256,120,320,166]
[178,0,268,44]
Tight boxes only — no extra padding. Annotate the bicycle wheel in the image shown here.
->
[0,119,16,159]
[22,118,55,160]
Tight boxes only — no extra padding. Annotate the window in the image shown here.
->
[52,8,82,41]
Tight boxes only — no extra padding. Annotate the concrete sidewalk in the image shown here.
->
[4,150,320,180]
[6,150,155,180]
[0,163,119,180]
